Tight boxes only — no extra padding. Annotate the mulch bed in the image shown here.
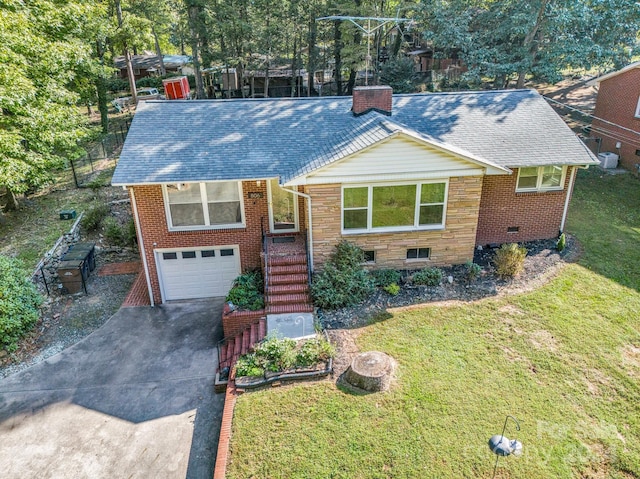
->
[319,236,580,330]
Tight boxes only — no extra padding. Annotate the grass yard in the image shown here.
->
[227,168,640,479]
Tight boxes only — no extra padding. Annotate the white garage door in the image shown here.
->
[156,246,241,301]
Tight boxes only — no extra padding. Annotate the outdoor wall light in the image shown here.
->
[256,180,262,187]
[489,415,522,478]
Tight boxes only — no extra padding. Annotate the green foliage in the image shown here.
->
[494,243,528,278]
[464,260,482,283]
[371,268,401,288]
[0,255,43,351]
[226,270,264,311]
[556,233,566,252]
[103,217,125,246]
[253,336,297,372]
[235,353,265,378]
[379,56,420,93]
[81,203,110,232]
[105,77,130,94]
[235,335,335,377]
[383,283,401,296]
[412,267,443,286]
[311,241,375,310]
[125,219,137,246]
[296,337,336,367]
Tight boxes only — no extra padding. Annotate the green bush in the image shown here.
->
[311,241,375,309]
[103,217,125,246]
[235,336,336,377]
[383,283,401,295]
[556,233,566,252]
[125,219,137,246]
[254,336,297,372]
[296,337,336,367]
[412,267,443,286]
[235,353,264,377]
[494,243,528,278]
[226,270,264,310]
[465,260,482,283]
[371,268,401,287]
[0,256,43,351]
[81,203,110,232]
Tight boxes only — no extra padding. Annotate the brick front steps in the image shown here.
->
[265,241,313,315]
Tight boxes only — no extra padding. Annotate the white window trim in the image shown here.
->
[635,96,640,118]
[515,166,567,193]
[341,180,449,234]
[162,182,245,231]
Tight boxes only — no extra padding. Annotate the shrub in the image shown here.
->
[412,267,443,286]
[81,203,110,232]
[103,217,125,246]
[296,337,336,367]
[235,353,264,377]
[371,268,401,287]
[254,336,297,372]
[465,260,482,283]
[226,270,264,310]
[125,219,137,246]
[383,283,401,295]
[494,243,527,278]
[0,256,43,351]
[556,233,566,252]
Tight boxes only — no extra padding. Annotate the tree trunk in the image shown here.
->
[334,20,342,95]
[291,36,297,97]
[153,27,166,76]
[346,68,357,95]
[187,5,205,99]
[4,189,19,211]
[307,13,317,96]
[115,0,137,104]
[516,0,550,89]
[95,39,109,133]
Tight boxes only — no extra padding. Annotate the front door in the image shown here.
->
[268,179,299,233]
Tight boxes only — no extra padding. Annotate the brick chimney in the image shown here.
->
[352,85,393,116]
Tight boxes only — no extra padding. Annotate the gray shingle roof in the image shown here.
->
[112,89,598,186]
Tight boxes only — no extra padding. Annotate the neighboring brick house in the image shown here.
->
[588,62,640,172]
[112,86,597,307]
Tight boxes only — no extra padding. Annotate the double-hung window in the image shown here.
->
[516,166,566,192]
[164,182,244,230]
[342,181,448,233]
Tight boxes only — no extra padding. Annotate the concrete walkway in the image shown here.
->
[0,299,225,479]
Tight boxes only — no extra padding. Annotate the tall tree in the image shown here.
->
[0,0,92,212]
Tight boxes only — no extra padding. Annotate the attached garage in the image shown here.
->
[155,246,241,301]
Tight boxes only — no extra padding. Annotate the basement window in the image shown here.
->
[406,248,431,260]
[507,226,519,233]
[363,250,376,263]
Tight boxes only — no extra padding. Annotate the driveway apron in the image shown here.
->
[0,298,225,479]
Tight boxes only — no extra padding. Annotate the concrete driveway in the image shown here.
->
[0,299,225,479]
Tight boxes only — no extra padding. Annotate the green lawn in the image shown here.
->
[227,169,640,479]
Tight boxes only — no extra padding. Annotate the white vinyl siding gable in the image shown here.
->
[305,136,486,184]
[163,182,245,231]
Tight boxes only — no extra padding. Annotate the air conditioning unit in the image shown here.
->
[598,152,619,169]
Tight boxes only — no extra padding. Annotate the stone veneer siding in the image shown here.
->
[475,167,574,246]
[306,176,482,269]
[131,181,268,304]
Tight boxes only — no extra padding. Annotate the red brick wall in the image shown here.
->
[352,86,393,115]
[221,304,265,339]
[131,181,269,304]
[475,168,574,246]
[591,68,640,172]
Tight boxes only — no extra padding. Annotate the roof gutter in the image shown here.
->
[129,187,155,307]
[281,187,314,272]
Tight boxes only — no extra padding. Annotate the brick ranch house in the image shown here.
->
[112,86,598,309]
[587,61,640,172]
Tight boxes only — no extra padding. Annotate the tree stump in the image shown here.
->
[343,351,394,392]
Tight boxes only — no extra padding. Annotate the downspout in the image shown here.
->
[281,187,313,272]
[560,166,578,233]
[129,187,155,307]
